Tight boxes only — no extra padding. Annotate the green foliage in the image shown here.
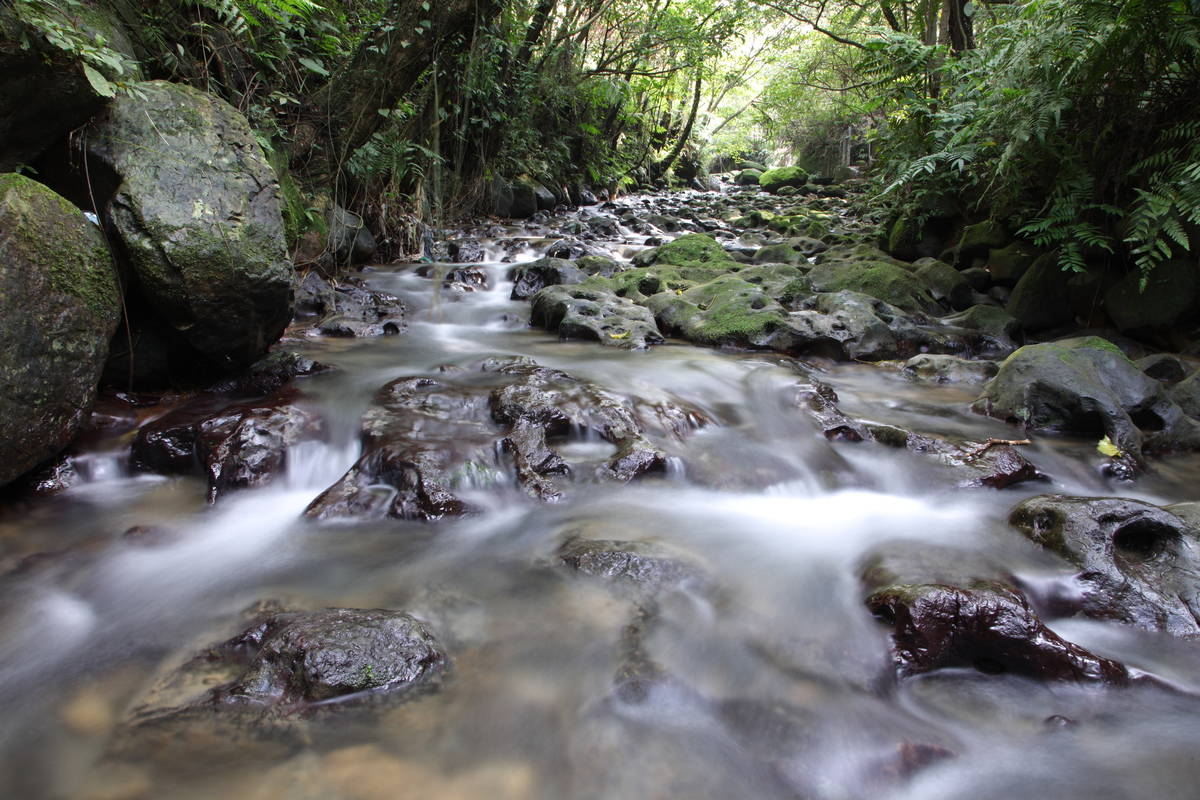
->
[869,0,1200,279]
[13,0,142,96]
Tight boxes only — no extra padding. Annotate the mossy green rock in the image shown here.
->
[87,80,292,368]
[1103,259,1199,331]
[735,169,763,186]
[913,258,972,310]
[632,233,734,268]
[758,166,809,194]
[0,173,120,486]
[955,220,1008,265]
[972,336,1200,460]
[808,260,936,313]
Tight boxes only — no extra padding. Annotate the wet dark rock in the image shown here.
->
[753,238,825,264]
[306,376,493,520]
[510,257,586,300]
[207,350,333,397]
[1137,353,1191,384]
[308,358,693,520]
[545,238,600,260]
[86,81,293,368]
[218,608,446,704]
[1104,259,1198,332]
[942,305,1022,359]
[294,272,405,337]
[972,336,1200,463]
[132,392,324,501]
[114,606,446,763]
[1170,371,1200,419]
[0,4,139,172]
[575,255,625,278]
[0,174,120,487]
[865,578,1131,684]
[913,257,973,310]
[435,237,485,263]
[1009,495,1200,636]
[1006,253,1075,330]
[789,371,1046,488]
[490,362,668,489]
[531,285,665,350]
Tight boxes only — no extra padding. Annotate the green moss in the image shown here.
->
[758,166,809,193]
[643,233,735,267]
[808,260,931,313]
[0,173,118,319]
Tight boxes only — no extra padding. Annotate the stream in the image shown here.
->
[3,192,1200,800]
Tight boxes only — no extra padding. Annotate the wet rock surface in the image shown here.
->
[861,544,1132,684]
[0,174,121,487]
[86,80,293,368]
[293,272,406,337]
[1009,495,1200,636]
[307,357,695,520]
[972,336,1200,464]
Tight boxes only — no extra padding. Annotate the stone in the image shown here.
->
[531,285,665,350]
[758,166,809,193]
[327,204,377,266]
[986,240,1040,285]
[0,4,140,171]
[510,257,586,300]
[558,537,708,599]
[903,354,998,384]
[87,81,293,368]
[866,579,1131,683]
[294,272,405,337]
[0,174,120,487]
[1010,495,1200,636]
[971,336,1200,462]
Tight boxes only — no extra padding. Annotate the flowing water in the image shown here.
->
[4,197,1200,799]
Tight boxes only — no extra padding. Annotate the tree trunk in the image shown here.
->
[653,69,703,179]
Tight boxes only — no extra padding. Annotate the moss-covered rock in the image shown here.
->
[986,240,1041,285]
[807,260,937,313]
[752,238,825,265]
[757,166,809,194]
[913,257,972,310]
[735,169,763,186]
[0,173,120,486]
[954,220,1009,266]
[87,80,293,370]
[972,336,1200,462]
[632,233,735,268]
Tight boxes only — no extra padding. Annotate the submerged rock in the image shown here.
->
[558,537,708,599]
[0,174,121,487]
[1009,495,1200,636]
[510,257,586,300]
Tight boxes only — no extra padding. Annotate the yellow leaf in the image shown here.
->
[1097,436,1122,457]
[608,331,629,340]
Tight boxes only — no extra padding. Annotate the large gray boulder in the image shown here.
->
[87,80,293,369]
[0,173,120,486]
[972,336,1200,462]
